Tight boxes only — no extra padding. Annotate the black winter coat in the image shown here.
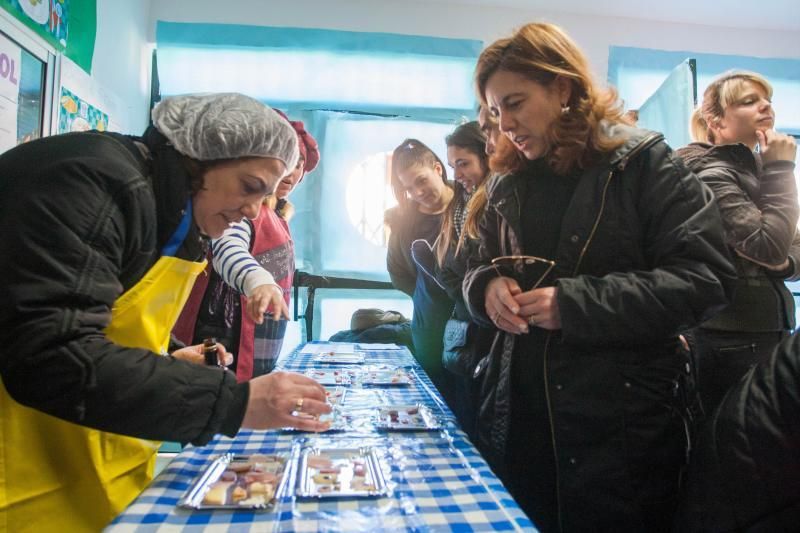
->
[676,142,800,332]
[463,124,737,530]
[676,330,800,532]
[436,220,495,377]
[0,129,246,445]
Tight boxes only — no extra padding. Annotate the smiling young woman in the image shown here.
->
[385,138,457,406]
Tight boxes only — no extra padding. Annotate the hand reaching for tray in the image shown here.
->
[241,371,332,432]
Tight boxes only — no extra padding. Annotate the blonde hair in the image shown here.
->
[462,182,489,242]
[475,22,625,176]
[691,70,773,144]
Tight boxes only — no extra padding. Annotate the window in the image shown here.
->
[155,23,481,341]
[0,11,55,155]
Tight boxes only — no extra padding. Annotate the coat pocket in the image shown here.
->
[442,318,473,376]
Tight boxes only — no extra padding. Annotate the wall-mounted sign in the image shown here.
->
[0,31,20,153]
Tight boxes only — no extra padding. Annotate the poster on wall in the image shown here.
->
[0,31,20,153]
[58,86,107,134]
[8,0,68,47]
[59,56,125,133]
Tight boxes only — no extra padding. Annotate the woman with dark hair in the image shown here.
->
[677,70,799,416]
[0,93,330,530]
[385,138,455,398]
[434,121,493,436]
[465,22,736,531]
[174,112,321,380]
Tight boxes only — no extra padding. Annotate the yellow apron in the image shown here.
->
[0,255,207,532]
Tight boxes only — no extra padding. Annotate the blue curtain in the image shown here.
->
[154,22,481,340]
[637,60,695,149]
[155,22,481,120]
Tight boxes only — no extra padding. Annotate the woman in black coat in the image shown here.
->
[677,70,799,416]
[0,93,330,530]
[465,23,736,531]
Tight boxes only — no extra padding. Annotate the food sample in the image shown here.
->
[296,447,389,498]
[376,404,439,430]
[359,368,411,385]
[304,369,351,385]
[180,454,287,509]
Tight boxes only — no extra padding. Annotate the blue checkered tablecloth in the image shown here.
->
[107,342,535,532]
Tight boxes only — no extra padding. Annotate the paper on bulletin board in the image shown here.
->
[59,55,126,133]
[0,31,20,153]
[58,85,107,133]
[7,0,68,48]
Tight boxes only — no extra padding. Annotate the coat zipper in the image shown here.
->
[549,167,616,532]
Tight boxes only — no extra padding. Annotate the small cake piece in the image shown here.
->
[249,481,275,501]
[231,485,248,502]
[202,481,231,505]
[312,473,338,484]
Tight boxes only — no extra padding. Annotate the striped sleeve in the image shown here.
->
[211,221,276,297]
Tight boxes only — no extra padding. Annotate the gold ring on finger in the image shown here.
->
[295,397,304,412]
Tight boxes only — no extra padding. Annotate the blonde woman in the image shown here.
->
[678,70,799,415]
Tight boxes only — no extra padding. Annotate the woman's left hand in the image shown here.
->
[245,284,290,323]
[171,342,233,366]
[514,286,562,330]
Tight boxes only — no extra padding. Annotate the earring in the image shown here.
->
[561,103,570,115]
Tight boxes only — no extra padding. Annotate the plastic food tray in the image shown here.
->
[178,454,288,510]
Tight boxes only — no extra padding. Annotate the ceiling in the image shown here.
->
[422,0,800,31]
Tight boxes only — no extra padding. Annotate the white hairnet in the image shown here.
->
[151,93,299,170]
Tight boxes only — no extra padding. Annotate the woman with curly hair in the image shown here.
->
[464,22,736,531]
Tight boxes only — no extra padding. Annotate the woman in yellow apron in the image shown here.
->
[0,93,331,532]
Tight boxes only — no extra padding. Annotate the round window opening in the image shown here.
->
[345,150,398,247]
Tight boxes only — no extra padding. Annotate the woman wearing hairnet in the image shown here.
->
[0,93,331,531]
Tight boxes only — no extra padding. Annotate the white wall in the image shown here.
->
[85,0,798,134]
[149,0,800,87]
[90,0,151,134]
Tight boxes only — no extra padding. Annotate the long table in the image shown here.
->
[107,343,534,532]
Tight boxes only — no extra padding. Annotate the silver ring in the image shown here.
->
[492,311,501,323]
[528,315,536,326]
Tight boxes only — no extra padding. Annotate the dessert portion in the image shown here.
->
[297,447,388,497]
[376,405,440,430]
[304,369,352,385]
[179,454,287,509]
[359,368,411,385]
